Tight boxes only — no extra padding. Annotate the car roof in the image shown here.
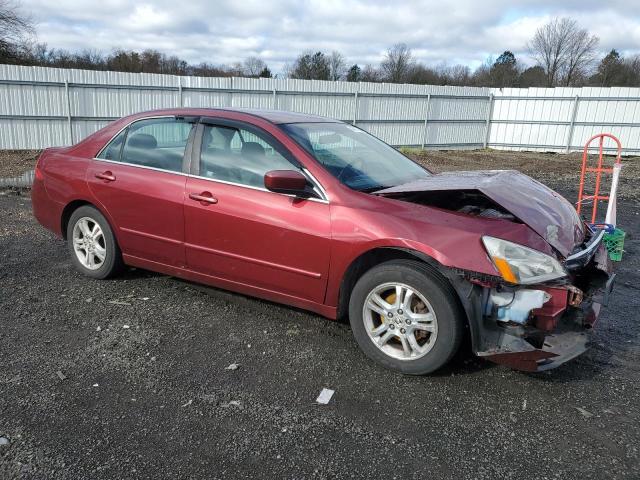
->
[147,107,340,125]
[226,108,340,125]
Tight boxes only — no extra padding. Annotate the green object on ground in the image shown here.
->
[603,228,625,261]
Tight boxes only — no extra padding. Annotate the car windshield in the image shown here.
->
[281,122,431,192]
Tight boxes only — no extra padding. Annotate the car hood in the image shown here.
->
[376,170,585,258]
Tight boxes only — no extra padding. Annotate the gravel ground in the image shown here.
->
[0,151,639,479]
[0,150,41,178]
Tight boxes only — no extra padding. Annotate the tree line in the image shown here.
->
[0,1,638,87]
[287,19,639,88]
[2,43,274,79]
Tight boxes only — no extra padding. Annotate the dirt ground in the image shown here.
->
[405,148,640,202]
[1,149,639,479]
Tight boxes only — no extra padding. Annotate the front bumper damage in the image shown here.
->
[447,238,615,372]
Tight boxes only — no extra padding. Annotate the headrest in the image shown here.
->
[128,133,157,149]
[203,129,213,147]
[241,141,266,158]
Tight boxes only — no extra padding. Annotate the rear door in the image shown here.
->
[87,116,195,267]
[183,119,331,304]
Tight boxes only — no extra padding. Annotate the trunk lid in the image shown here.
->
[376,170,584,257]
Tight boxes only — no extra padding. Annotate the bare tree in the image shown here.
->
[470,56,493,87]
[140,49,162,72]
[328,50,346,81]
[243,56,266,77]
[529,18,598,87]
[380,43,414,83]
[625,55,640,87]
[0,0,33,56]
[360,64,382,82]
[227,61,243,76]
[562,25,599,85]
[407,64,440,85]
[438,64,471,86]
[529,18,572,86]
[74,49,106,70]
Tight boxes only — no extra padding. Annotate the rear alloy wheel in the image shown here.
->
[67,206,123,279]
[349,259,464,375]
[72,217,106,270]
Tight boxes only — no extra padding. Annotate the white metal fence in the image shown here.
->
[1,64,639,155]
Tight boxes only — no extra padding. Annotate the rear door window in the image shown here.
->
[102,117,194,173]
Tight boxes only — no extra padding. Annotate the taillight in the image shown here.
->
[34,150,47,181]
[34,164,44,181]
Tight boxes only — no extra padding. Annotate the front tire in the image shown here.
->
[348,259,464,375]
[67,205,123,279]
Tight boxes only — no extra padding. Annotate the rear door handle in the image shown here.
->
[95,171,116,182]
[189,192,218,205]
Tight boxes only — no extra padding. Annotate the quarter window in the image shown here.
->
[199,124,301,188]
[96,129,126,161]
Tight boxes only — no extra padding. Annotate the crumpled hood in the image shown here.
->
[377,170,585,257]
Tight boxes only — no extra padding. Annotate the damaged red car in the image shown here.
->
[32,108,616,374]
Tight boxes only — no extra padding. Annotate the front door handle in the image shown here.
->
[95,171,116,182]
[189,191,218,205]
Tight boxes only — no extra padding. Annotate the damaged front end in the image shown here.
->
[376,170,616,372]
[449,228,615,372]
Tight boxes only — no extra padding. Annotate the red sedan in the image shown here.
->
[32,108,615,374]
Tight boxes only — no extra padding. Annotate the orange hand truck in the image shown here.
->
[576,133,625,261]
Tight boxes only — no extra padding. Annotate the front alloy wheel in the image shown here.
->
[363,282,438,360]
[349,259,464,375]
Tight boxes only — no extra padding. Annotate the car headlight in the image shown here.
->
[482,236,567,285]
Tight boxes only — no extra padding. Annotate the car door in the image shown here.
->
[183,119,331,304]
[87,116,195,267]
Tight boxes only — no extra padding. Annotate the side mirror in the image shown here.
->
[264,170,309,196]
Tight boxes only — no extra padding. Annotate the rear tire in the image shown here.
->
[348,259,464,375]
[66,205,123,279]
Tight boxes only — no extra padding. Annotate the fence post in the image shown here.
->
[64,80,73,145]
[483,93,494,148]
[272,88,277,109]
[352,89,359,125]
[421,93,431,149]
[566,95,580,153]
[177,77,183,107]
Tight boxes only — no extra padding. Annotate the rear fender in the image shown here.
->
[59,197,122,246]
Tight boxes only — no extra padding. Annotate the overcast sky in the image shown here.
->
[19,0,640,74]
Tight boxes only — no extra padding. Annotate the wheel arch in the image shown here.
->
[60,199,116,241]
[336,246,483,352]
[337,247,445,319]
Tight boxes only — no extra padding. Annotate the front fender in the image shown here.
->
[324,235,488,311]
